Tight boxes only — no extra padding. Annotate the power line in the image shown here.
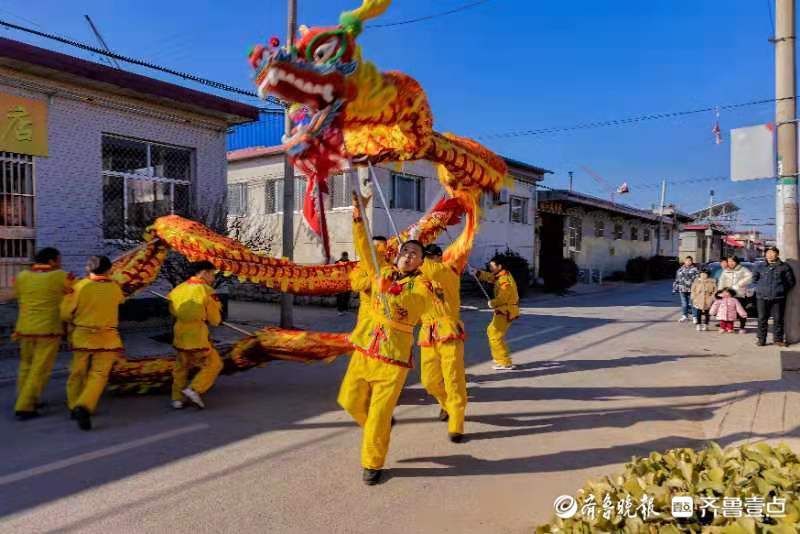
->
[0,18,282,106]
[766,0,776,36]
[368,0,489,28]
[478,97,794,139]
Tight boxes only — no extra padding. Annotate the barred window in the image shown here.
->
[102,135,193,240]
[630,226,639,241]
[643,228,651,242]
[509,195,529,224]
[227,183,248,216]
[390,173,424,211]
[0,153,35,295]
[613,223,624,240]
[568,216,582,251]
[594,219,605,238]
[329,173,351,209]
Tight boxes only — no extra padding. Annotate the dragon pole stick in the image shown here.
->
[366,160,403,243]
[441,226,493,302]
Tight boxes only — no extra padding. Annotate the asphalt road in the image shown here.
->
[1,281,796,533]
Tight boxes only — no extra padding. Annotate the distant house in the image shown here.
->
[226,146,550,271]
[537,189,684,278]
[678,224,727,264]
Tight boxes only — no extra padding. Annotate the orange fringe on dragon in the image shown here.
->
[105,0,509,393]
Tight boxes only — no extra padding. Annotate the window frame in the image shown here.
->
[101,134,194,241]
[389,172,425,211]
[568,215,583,252]
[508,195,530,224]
[227,183,248,216]
[594,219,605,238]
[630,226,639,241]
[613,223,624,240]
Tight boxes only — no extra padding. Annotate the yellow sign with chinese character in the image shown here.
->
[0,93,47,157]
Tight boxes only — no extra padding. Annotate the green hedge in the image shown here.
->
[536,442,800,533]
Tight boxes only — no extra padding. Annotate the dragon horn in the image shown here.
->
[340,0,391,35]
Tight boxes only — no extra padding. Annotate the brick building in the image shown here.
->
[0,38,257,296]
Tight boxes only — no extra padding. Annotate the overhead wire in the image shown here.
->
[367,0,489,28]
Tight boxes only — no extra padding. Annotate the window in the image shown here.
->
[329,173,352,209]
[227,183,248,216]
[0,152,35,294]
[630,226,638,241]
[613,223,624,240]
[390,173,424,211]
[568,216,582,251]
[663,228,671,241]
[594,219,605,238]
[509,195,529,224]
[102,135,192,239]
[643,228,651,242]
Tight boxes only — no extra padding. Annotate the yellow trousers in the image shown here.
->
[420,340,467,434]
[337,352,409,470]
[172,347,223,401]
[487,314,513,366]
[15,338,61,412]
[66,351,119,413]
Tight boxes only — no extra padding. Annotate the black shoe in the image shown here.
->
[72,407,92,431]
[438,409,449,422]
[775,341,788,347]
[14,410,39,421]
[756,340,766,347]
[449,432,464,443]
[390,416,396,427]
[34,402,47,410]
[362,468,382,486]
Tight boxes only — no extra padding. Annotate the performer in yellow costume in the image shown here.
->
[418,244,467,442]
[61,256,125,430]
[472,255,520,370]
[13,247,73,420]
[338,193,447,485]
[168,261,223,410]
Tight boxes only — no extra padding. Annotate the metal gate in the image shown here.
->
[0,151,35,298]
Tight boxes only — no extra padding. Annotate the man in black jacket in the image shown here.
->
[752,246,796,346]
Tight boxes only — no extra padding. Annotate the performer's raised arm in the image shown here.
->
[351,192,378,277]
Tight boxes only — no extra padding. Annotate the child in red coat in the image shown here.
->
[710,288,747,333]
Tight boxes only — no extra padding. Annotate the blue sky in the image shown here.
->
[0,0,783,233]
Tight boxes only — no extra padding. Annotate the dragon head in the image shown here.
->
[249,0,392,165]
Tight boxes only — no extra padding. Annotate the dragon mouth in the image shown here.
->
[256,59,347,151]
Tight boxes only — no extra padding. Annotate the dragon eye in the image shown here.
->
[313,37,340,64]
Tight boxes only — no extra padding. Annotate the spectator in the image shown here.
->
[713,258,729,281]
[752,246,796,346]
[690,269,717,331]
[335,252,351,316]
[710,288,747,334]
[717,256,753,333]
[673,256,699,323]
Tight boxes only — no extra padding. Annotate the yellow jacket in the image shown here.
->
[60,275,125,351]
[13,265,74,338]
[350,254,388,325]
[349,214,447,367]
[479,269,520,321]
[418,258,464,346]
[168,277,222,351]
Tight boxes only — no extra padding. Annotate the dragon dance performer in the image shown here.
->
[12,247,74,420]
[338,192,449,486]
[168,261,223,410]
[418,243,467,442]
[62,256,125,431]
[471,256,520,370]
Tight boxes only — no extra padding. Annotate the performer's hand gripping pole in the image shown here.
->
[347,164,392,319]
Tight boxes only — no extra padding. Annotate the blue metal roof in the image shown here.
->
[226,108,284,150]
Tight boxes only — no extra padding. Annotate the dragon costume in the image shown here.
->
[103,0,509,393]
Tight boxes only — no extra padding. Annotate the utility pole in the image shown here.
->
[655,179,666,256]
[568,171,573,192]
[775,0,800,343]
[280,0,297,329]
